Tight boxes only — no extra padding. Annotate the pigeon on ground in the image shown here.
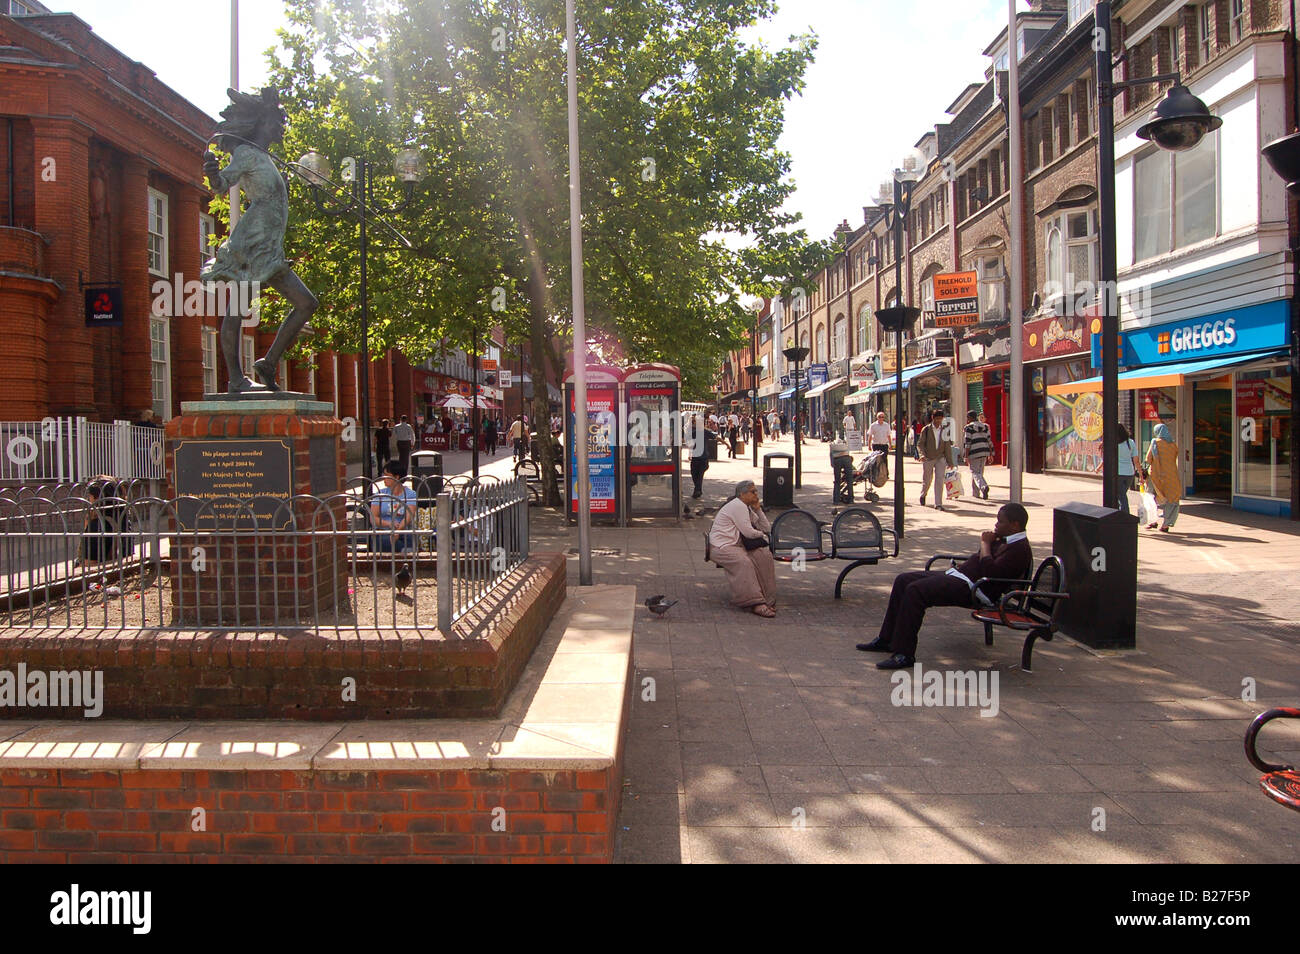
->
[394,564,413,594]
[644,595,678,618]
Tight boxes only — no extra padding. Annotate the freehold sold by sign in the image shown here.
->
[933,271,980,327]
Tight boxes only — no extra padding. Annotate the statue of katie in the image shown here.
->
[202,87,318,394]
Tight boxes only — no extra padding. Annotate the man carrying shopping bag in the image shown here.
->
[919,409,953,511]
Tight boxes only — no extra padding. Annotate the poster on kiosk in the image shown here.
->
[564,365,624,523]
[623,364,682,522]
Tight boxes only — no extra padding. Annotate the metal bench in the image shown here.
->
[769,508,827,564]
[1245,707,1300,812]
[925,553,1068,672]
[828,506,898,598]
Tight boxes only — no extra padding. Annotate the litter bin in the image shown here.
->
[763,453,794,509]
[1053,502,1137,649]
[410,450,443,504]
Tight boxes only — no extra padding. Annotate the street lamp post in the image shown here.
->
[1094,0,1220,509]
[297,147,425,485]
[875,163,922,540]
[782,344,809,488]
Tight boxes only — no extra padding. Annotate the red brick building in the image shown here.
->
[0,10,419,433]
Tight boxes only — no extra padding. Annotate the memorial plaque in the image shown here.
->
[309,436,339,495]
[174,439,293,529]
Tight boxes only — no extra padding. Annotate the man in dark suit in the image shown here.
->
[857,503,1032,669]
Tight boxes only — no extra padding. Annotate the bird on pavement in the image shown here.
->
[394,564,412,594]
[644,595,678,618]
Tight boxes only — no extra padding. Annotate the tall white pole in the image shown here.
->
[229,0,240,230]
[1007,0,1025,501]
[566,0,592,585]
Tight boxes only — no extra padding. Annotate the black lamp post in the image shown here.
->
[875,166,921,540]
[1094,0,1220,510]
[1260,131,1300,521]
[297,147,426,485]
[782,343,810,488]
[745,362,763,467]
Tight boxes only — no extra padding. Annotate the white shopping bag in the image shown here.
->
[944,467,964,499]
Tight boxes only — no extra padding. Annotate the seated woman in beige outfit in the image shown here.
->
[708,480,778,618]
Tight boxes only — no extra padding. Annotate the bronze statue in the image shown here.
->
[202,88,318,394]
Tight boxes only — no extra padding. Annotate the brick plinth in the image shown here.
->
[0,765,619,863]
[0,553,567,720]
[163,407,346,628]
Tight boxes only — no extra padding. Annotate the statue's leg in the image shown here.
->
[255,270,318,390]
[220,311,254,393]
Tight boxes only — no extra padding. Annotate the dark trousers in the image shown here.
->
[690,455,707,497]
[513,438,524,461]
[729,427,739,456]
[875,570,975,658]
[376,443,391,469]
[396,440,413,477]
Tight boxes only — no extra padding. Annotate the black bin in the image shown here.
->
[763,453,794,509]
[707,429,719,461]
[410,450,443,504]
[1053,502,1137,649]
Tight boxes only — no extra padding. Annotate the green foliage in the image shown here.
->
[264,0,820,395]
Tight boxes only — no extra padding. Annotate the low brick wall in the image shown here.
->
[0,553,567,720]
[0,766,620,863]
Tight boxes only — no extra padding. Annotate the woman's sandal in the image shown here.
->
[752,604,776,618]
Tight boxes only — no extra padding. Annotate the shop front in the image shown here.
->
[865,360,951,431]
[955,334,1009,465]
[1047,299,1292,516]
[1022,312,1100,475]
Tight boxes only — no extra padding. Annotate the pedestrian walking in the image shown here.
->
[374,419,392,471]
[962,410,993,500]
[753,412,764,449]
[507,415,526,462]
[867,412,892,455]
[392,415,415,477]
[1116,422,1141,515]
[779,411,788,439]
[686,414,711,498]
[1144,422,1182,531]
[918,409,952,511]
[727,409,740,458]
[484,417,498,457]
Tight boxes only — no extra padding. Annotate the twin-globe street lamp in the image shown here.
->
[296,146,426,485]
[872,157,923,540]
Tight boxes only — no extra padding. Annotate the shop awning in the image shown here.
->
[844,388,876,406]
[1045,350,1287,395]
[804,376,846,399]
[866,361,950,395]
[778,387,795,400]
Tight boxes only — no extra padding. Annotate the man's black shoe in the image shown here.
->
[876,653,916,670]
[856,637,892,653]
[919,494,926,506]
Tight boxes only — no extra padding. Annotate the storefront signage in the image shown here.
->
[881,350,897,375]
[1023,314,1093,361]
[850,364,876,388]
[809,363,828,388]
[916,336,955,362]
[1236,379,1265,418]
[85,287,123,328]
[1091,299,1289,368]
[933,271,981,327]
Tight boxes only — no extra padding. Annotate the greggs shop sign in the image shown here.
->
[1090,300,1290,368]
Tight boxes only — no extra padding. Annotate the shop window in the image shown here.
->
[1236,369,1293,501]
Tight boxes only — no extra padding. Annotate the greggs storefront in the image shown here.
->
[1047,300,1292,516]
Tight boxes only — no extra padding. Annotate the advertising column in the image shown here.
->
[564,365,623,523]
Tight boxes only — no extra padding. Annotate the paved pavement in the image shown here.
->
[441,432,1300,863]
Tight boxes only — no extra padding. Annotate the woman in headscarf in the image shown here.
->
[1144,422,1182,531]
[708,480,777,617]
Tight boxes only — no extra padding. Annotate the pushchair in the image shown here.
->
[853,448,889,503]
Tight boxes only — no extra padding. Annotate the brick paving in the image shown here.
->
[444,434,1300,863]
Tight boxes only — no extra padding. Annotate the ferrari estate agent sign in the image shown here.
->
[933,271,981,327]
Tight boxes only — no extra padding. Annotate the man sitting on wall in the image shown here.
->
[856,503,1032,670]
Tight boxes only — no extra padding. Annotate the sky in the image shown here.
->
[48,0,1020,240]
